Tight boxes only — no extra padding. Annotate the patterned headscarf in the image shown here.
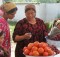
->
[0,2,16,12]
[25,4,36,12]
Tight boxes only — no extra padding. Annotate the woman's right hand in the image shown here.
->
[24,33,32,39]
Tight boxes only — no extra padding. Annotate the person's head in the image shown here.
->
[53,20,57,27]
[1,2,17,19]
[0,29,4,45]
[53,18,60,27]
[25,4,36,19]
[56,20,60,29]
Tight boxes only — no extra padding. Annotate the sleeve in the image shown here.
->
[0,22,4,31]
[39,20,48,42]
[48,27,57,36]
[42,21,48,36]
[12,21,23,42]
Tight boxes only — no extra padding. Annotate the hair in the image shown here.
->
[53,20,57,27]
[7,7,17,14]
[53,18,60,27]
[25,8,36,13]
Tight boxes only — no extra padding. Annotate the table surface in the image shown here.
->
[54,47,60,57]
[54,54,60,57]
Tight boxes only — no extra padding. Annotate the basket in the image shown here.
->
[25,55,55,57]
[45,36,60,48]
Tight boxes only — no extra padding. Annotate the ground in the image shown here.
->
[9,22,16,57]
[11,41,16,57]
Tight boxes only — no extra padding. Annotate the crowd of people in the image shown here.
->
[0,2,60,57]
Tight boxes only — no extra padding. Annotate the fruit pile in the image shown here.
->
[23,41,59,56]
[51,35,60,41]
[48,34,60,41]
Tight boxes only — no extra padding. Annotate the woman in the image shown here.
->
[48,20,60,40]
[13,4,48,57]
[0,2,17,57]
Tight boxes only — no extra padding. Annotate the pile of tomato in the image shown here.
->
[23,41,56,56]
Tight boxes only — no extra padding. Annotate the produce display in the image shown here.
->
[23,41,60,56]
[46,36,60,47]
[48,34,60,41]
[50,35,60,41]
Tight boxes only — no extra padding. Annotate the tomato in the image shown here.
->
[44,47,54,55]
[44,46,51,52]
[39,42,48,48]
[27,43,33,50]
[48,49,54,55]
[31,46,38,51]
[23,46,27,51]
[38,47,44,54]
[24,48,30,55]
[43,52,48,56]
[32,51,39,56]
[33,41,39,47]
[29,51,33,56]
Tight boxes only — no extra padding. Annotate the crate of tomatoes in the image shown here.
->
[23,41,60,57]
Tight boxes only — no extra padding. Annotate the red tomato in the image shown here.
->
[27,43,33,50]
[43,52,48,56]
[38,47,44,54]
[39,42,48,48]
[32,51,39,56]
[33,41,39,47]
[29,51,33,56]
[23,46,27,51]
[31,46,38,51]
[24,48,30,55]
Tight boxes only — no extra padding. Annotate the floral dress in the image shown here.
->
[0,17,11,57]
[0,46,9,57]
[13,18,48,57]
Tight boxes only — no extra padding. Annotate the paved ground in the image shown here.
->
[11,41,16,57]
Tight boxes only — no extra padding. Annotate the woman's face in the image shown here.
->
[25,9,36,19]
[7,11,17,19]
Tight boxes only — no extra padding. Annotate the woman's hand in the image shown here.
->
[24,33,32,39]
[3,48,9,56]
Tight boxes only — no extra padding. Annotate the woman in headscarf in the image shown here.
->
[0,2,17,57]
[13,4,47,57]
